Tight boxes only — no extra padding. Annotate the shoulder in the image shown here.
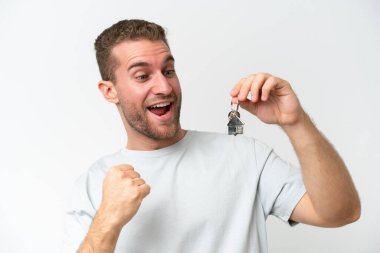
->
[68,150,126,211]
[73,149,126,188]
[90,149,127,174]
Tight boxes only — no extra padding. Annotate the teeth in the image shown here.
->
[150,102,170,108]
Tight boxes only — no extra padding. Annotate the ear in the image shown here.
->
[98,80,119,104]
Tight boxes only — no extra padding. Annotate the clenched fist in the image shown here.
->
[96,164,150,230]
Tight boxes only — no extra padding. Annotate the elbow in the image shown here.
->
[348,201,361,224]
[345,196,361,225]
[331,200,361,227]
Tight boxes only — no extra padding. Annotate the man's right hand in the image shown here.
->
[98,164,151,229]
[77,164,150,253]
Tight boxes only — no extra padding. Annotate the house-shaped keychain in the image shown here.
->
[228,115,244,135]
[227,103,244,136]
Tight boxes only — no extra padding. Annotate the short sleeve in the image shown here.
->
[62,173,96,253]
[255,140,306,225]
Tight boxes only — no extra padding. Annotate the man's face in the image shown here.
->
[111,40,182,140]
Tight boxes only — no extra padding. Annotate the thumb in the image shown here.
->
[239,100,258,116]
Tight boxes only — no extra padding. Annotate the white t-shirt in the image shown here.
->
[63,130,305,253]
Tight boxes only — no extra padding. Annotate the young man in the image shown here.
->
[63,19,361,253]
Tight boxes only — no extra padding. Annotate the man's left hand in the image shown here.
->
[230,73,304,127]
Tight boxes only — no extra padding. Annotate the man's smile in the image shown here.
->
[147,101,174,122]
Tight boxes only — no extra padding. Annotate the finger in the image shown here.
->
[239,99,258,116]
[124,170,141,179]
[139,184,151,198]
[230,78,245,97]
[237,76,255,102]
[132,178,146,186]
[261,76,278,101]
[112,164,134,172]
[250,73,268,102]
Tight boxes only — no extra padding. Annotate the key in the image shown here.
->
[227,102,244,136]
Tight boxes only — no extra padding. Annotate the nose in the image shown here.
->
[151,72,173,95]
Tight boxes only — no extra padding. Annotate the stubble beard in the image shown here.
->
[121,93,182,140]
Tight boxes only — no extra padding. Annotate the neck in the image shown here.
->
[126,128,187,151]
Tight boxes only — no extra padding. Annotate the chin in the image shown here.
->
[149,123,180,140]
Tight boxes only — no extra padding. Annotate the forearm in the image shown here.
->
[77,210,122,253]
[282,111,361,224]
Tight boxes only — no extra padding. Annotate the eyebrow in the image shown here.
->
[127,55,175,71]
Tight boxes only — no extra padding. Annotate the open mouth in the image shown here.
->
[147,102,172,116]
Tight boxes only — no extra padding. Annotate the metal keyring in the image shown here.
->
[229,102,241,118]
[230,102,240,112]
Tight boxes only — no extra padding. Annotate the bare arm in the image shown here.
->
[284,112,360,226]
[231,73,361,227]
[77,211,122,253]
[77,165,150,253]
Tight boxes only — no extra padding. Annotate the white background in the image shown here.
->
[0,0,379,252]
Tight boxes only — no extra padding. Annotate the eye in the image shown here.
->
[136,74,149,81]
[164,69,176,77]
